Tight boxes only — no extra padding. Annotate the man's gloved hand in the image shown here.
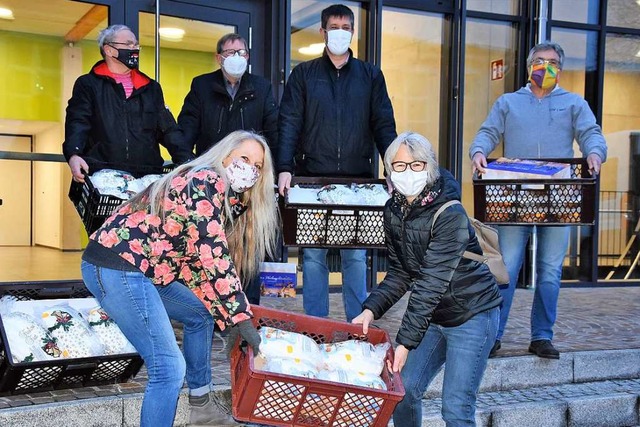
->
[225,319,261,360]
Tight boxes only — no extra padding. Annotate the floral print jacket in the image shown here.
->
[91,168,251,330]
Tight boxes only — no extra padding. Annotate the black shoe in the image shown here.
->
[528,340,560,359]
[489,340,501,358]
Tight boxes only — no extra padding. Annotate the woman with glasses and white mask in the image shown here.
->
[81,130,279,427]
[63,24,193,183]
[353,131,502,427]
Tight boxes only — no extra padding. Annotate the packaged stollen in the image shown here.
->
[319,340,390,376]
[483,158,571,180]
[258,326,324,369]
[40,305,105,358]
[317,369,387,390]
[89,169,164,200]
[83,306,137,355]
[0,296,66,362]
[317,184,360,205]
[355,183,390,206]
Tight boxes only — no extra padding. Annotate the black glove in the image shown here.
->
[225,319,261,360]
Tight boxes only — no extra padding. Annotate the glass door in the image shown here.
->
[131,2,254,132]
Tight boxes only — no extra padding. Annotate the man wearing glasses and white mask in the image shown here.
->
[470,41,607,360]
[178,33,278,160]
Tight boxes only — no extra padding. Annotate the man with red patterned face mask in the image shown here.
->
[469,41,607,360]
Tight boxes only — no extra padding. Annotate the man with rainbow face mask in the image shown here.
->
[469,41,607,360]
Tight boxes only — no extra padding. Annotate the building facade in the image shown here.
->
[0,0,638,284]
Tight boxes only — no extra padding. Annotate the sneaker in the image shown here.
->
[528,339,560,359]
[188,393,236,426]
[489,340,501,358]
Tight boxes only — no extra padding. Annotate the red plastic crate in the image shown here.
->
[230,306,405,427]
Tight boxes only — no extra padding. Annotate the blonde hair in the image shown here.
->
[128,130,279,281]
[384,131,441,186]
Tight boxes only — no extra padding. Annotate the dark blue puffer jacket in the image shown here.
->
[363,168,502,350]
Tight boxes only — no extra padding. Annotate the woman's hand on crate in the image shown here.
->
[388,345,408,373]
[225,319,261,359]
[351,309,374,334]
[69,155,89,183]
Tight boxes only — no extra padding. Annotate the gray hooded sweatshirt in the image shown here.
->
[469,84,607,161]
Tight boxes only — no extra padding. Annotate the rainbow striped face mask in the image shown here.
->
[528,62,559,90]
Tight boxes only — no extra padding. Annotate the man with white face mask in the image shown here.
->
[178,33,279,305]
[178,33,278,158]
[277,4,397,323]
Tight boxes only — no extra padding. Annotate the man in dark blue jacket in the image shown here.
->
[277,4,397,322]
[177,33,278,157]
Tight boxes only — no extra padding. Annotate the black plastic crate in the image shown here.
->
[473,158,598,226]
[280,177,388,249]
[0,281,143,395]
[69,164,175,235]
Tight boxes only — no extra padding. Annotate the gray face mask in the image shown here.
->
[222,54,248,78]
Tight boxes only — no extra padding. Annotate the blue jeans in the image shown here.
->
[393,308,499,427]
[302,248,367,322]
[81,261,215,427]
[496,225,570,341]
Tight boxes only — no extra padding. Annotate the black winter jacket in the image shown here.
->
[177,70,278,156]
[363,169,502,350]
[63,61,193,177]
[277,50,396,177]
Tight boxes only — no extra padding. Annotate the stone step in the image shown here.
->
[426,348,640,398]
[0,349,639,426]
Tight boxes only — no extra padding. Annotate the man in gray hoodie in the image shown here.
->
[469,41,607,359]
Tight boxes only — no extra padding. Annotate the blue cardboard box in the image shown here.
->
[484,158,570,180]
[259,262,297,298]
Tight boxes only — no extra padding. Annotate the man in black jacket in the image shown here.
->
[178,33,279,305]
[63,25,193,182]
[177,33,278,157]
[277,4,397,322]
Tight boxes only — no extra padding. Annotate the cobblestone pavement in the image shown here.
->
[1,286,639,409]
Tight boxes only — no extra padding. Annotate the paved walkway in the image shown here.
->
[1,286,639,410]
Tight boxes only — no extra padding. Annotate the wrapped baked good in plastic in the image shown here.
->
[317,184,362,205]
[41,306,105,358]
[1,311,65,362]
[354,183,390,206]
[127,174,164,194]
[258,327,324,369]
[83,306,137,355]
[261,357,319,379]
[89,169,135,199]
[318,369,387,390]
[319,340,390,376]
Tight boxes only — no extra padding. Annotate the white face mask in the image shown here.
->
[222,54,248,78]
[391,170,430,198]
[326,29,352,56]
[225,159,259,193]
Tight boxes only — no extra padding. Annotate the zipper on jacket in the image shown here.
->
[336,69,341,172]
[240,107,245,129]
[217,108,224,133]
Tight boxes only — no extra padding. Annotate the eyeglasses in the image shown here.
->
[109,41,141,49]
[220,48,248,58]
[391,161,427,173]
[531,58,560,67]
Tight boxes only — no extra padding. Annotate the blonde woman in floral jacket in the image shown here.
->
[81,130,279,427]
